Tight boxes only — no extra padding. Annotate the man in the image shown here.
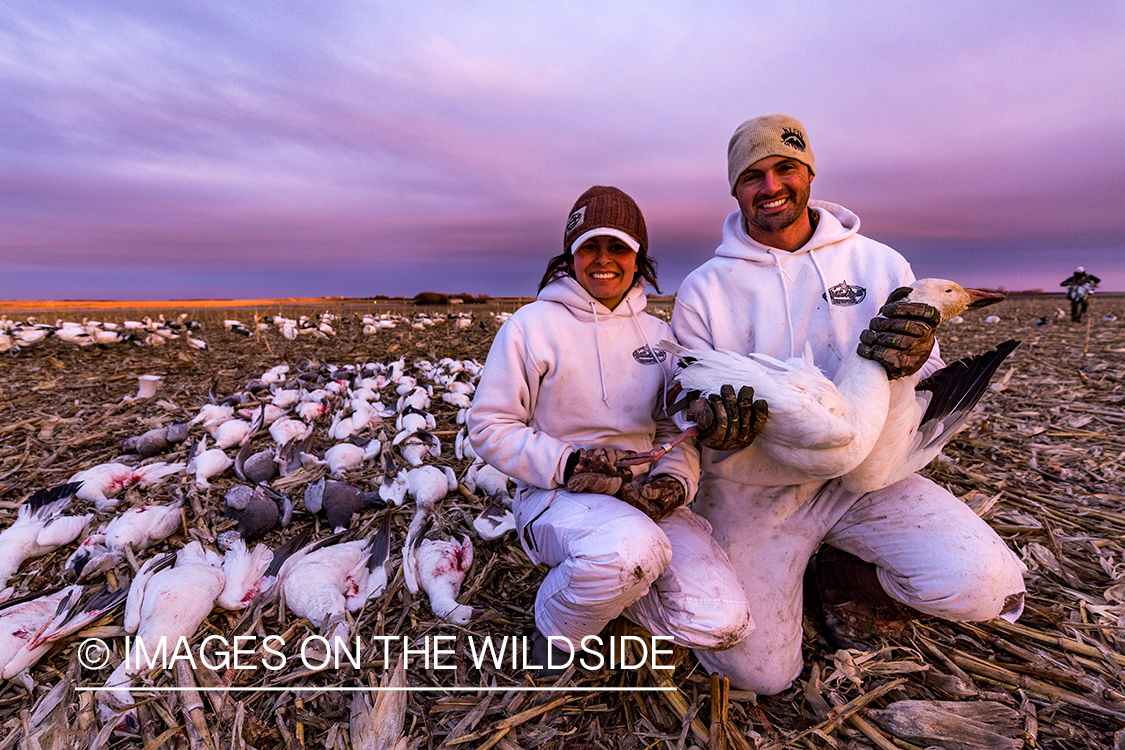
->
[671,114,1027,694]
[1060,266,1100,322]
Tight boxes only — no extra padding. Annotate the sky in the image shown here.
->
[2,1,1123,300]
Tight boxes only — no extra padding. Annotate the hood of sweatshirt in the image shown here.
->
[535,276,663,410]
[537,276,649,319]
[715,200,860,262]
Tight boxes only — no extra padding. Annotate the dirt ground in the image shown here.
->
[1,293,1123,749]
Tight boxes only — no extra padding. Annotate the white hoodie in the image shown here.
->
[672,201,941,487]
[468,276,699,496]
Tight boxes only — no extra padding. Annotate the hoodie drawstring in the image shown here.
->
[768,249,797,358]
[590,303,610,406]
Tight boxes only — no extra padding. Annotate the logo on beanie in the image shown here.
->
[781,128,807,152]
[566,206,586,235]
[633,346,667,365]
[822,281,866,306]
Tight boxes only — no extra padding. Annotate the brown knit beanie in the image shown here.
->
[563,186,648,254]
[727,114,815,194]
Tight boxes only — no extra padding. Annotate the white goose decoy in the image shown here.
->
[66,501,183,580]
[0,484,93,601]
[413,536,476,624]
[278,515,393,646]
[69,461,186,511]
[402,466,459,595]
[626,279,1008,481]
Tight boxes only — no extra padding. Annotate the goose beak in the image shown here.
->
[964,288,1006,309]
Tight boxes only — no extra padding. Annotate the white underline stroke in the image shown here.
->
[77,686,675,693]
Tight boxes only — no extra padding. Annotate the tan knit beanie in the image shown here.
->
[727,114,815,194]
[563,186,648,254]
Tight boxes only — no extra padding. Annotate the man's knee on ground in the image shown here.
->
[884,544,1026,622]
[667,598,754,651]
[700,649,800,696]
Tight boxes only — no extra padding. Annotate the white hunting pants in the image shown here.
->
[693,472,1028,695]
[514,486,754,651]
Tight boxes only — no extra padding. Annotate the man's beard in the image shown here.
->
[747,188,809,235]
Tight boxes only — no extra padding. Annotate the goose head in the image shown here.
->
[891,279,1005,322]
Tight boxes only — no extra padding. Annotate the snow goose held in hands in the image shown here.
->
[622,279,1008,480]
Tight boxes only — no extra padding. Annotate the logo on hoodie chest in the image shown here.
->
[633,346,667,365]
[822,280,867,306]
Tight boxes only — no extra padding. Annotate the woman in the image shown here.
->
[467,186,752,671]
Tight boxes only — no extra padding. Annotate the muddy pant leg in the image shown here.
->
[623,506,754,651]
[513,487,673,646]
[822,474,1027,622]
[691,475,853,695]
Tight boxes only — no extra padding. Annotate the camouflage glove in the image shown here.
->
[857,291,941,380]
[618,475,687,522]
[685,384,769,451]
[564,448,633,495]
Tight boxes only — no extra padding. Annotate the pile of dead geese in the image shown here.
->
[0,354,516,734]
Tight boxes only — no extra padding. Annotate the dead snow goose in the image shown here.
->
[69,461,185,511]
[224,485,293,540]
[1,584,126,682]
[413,536,476,624]
[624,279,1006,480]
[66,501,183,580]
[0,484,93,600]
[186,436,233,490]
[402,465,458,594]
[277,515,392,646]
[302,477,384,532]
